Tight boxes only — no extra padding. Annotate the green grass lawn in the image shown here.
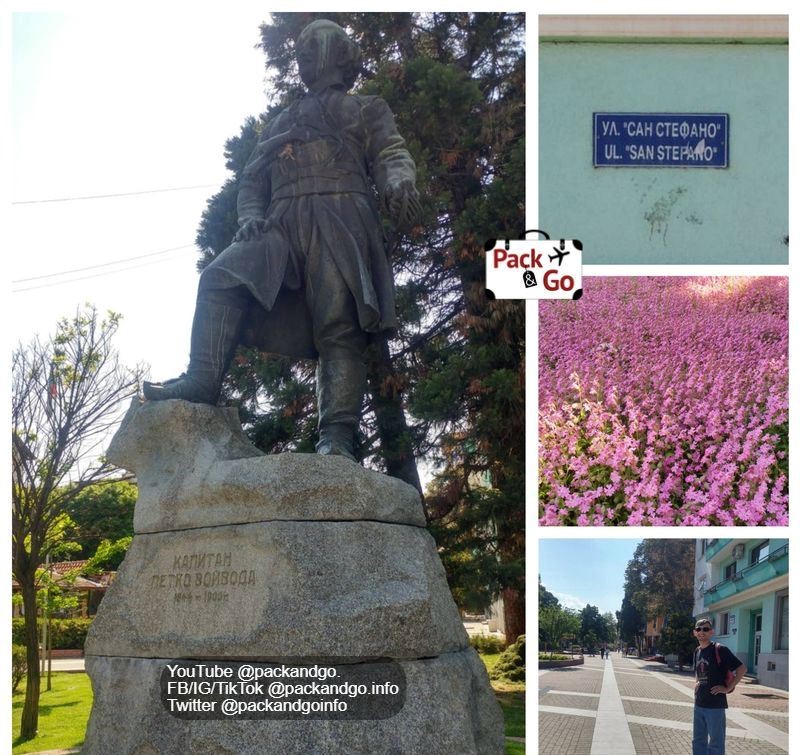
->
[482,651,502,674]
[480,651,526,753]
[12,673,92,754]
[496,691,524,739]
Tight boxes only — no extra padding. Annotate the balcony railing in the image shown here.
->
[704,544,788,606]
[703,539,731,561]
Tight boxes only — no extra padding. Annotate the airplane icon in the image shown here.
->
[549,240,570,266]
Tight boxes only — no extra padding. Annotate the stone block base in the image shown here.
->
[82,651,504,755]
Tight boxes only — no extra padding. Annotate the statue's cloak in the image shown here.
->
[203,87,416,359]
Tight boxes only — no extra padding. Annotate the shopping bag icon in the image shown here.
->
[485,231,582,300]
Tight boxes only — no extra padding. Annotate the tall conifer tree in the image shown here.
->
[196,12,525,640]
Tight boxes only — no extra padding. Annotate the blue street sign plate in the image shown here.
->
[593,113,729,168]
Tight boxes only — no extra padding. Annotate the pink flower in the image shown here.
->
[539,277,788,526]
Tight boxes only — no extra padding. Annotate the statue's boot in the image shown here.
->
[315,358,366,461]
[142,299,244,404]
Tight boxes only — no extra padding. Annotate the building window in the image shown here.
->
[775,592,788,650]
[702,540,708,555]
[724,562,737,580]
[750,541,770,565]
[720,612,730,635]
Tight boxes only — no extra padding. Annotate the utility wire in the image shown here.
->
[12,249,198,293]
[12,183,223,205]
[13,244,195,283]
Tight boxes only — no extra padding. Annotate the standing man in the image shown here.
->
[143,19,420,461]
[693,617,745,755]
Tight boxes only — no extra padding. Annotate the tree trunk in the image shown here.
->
[502,584,524,644]
[19,574,40,740]
[367,339,423,495]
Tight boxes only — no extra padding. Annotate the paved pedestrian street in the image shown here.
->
[539,653,788,755]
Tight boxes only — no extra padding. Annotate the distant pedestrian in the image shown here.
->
[692,617,745,755]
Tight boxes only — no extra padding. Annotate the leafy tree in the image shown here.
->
[539,605,579,657]
[583,631,599,654]
[12,306,142,739]
[602,611,618,645]
[83,536,133,573]
[617,596,645,654]
[36,568,80,618]
[620,540,694,657]
[579,604,610,646]
[539,576,559,610]
[66,480,136,558]
[624,540,694,620]
[659,613,697,669]
[195,12,525,640]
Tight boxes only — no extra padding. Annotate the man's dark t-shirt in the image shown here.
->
[694,643,743,708]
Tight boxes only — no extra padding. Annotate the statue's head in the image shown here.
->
[296,20,361,91]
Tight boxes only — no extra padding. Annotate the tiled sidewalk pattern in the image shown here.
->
[622,698,747,727]
[747,713,789,734]
[540,691,599,711]
[539,711,595,755]
[540,653,788,755]
[628,722,788,755]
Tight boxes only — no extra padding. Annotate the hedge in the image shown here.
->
[469,635,507,654]
[11,618,93,649]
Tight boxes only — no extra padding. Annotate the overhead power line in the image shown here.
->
[12,183,223,205]
[12,247,197,293]
[12,244,195,283]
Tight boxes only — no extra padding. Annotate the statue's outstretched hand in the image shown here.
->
[234,218,270,243]
[383,178,421,231]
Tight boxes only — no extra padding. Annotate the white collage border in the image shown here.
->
[528,7,797,755]
[1,3,796,753]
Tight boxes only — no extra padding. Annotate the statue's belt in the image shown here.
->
[270,173,371,200]
[269,139,370,199]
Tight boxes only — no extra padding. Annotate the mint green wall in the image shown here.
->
[712,539,787,584]
[760,602,776,654]
[540,42,788,264]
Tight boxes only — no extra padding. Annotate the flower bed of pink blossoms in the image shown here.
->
[539,277,788,526]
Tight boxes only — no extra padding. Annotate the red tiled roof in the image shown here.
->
[11,560,115,590]
[49,560,88,573]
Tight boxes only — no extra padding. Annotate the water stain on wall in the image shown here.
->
[639,185,694,245]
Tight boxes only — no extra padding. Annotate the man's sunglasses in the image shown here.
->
[695,626,712,632]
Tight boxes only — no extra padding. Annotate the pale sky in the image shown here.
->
[10,9,272,382]
[539,539,642,615]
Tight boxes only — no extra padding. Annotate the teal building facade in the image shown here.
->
[539,16,788,264]
[694,538,788,690]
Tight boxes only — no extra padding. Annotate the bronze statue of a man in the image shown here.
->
[144,20,420,460]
